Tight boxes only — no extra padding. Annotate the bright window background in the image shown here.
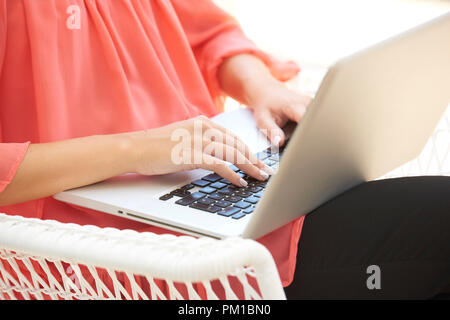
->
[214,0,450,66]
[214,0,450,105]
[213,0,450,175]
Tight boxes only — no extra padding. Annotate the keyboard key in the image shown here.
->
[206,205,222,213]
[229,164,239,172]
[234,201,251,209]
[235,190,252,198]
[218,207,241,217]
[244,196,259,204]
[181,184,195,190]
[243,207,254,214]
[208,192,224,200]
[254,191,264,198]
[232,211,247,219]
[256,151,270,161]
[202,173,222,182]
[199,186,217,194]
[225,196,242,203]
[219,178,231,185]
[254,180,267,187]
[269,154,280,161]
[175,192,205,206]
[197,198,216,206]
[190,202,221,213]
[159,194,173,201]
[210,182,227,189]
[248,186,263,193]
[237,172,246,178]
[264,159,275,166]
[218,187,234,195]
[190,202,209,210]
[192,179,210,187]
[170,189,191,197]
[215,200,232,208]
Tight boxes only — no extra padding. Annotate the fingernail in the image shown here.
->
[262,165,274,176]
[273,135,282,147]
[260,169,269,180]
[239,178,248,187]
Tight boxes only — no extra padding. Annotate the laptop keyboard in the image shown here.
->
[158,142,287,220]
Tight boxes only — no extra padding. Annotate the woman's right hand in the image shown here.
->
[127,116,273,187]
[0,115,272,206]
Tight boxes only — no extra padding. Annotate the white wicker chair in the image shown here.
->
[0,106,448,300]
[0,214,286,300]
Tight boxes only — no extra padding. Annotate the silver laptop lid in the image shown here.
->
[243,13,450,239]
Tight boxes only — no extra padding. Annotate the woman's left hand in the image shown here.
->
[247,80,312,147]
[218,53,312,147]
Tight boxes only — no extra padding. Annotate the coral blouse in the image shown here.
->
[0,0,303,288]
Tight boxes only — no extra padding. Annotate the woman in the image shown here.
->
[1,0,449,299]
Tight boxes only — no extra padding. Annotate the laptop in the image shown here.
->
[54,13,450,239]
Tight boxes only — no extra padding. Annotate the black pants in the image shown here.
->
[284,176,450,299]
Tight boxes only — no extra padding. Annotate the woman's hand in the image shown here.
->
[246,80,312,147]
[128,116,274,187]
[218,53,312,147]
[0,116,272,206]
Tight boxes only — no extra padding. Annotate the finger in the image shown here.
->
[204,142,270,181]
[220,132,273,175]
[202,118,272,175]
[255,111,286,147]
[282,102,308,123]
[200,154,248,187]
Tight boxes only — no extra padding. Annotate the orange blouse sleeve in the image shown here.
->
[0,142,30,194]
[171,0,300,107]
[0,0,6,76]
[0,3,30,195]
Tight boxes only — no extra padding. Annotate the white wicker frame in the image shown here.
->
[381,105,449,179]
[0,105,448,300]
[0,214,286,300]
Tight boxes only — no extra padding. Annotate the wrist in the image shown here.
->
[109,132,140,174]
[219,53,282,108]
[243,76,284,109]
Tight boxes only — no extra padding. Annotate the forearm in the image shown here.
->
[0,134,134,206]
[217,53,281,107]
